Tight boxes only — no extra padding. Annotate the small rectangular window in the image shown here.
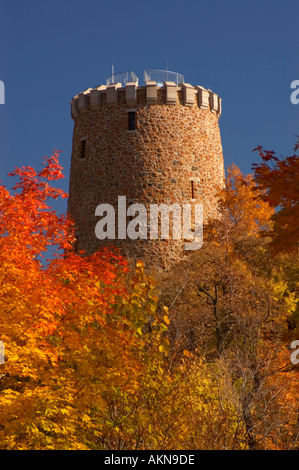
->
[128,112,136,130]
[191,180,195,199]
[80,139,86,159]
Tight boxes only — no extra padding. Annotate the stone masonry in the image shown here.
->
[68,80,225,270]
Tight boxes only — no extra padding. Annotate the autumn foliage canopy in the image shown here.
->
[0,148,298,450]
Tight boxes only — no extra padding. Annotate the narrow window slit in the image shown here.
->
[191,180,195,199]
[128,112,136,130]
[80,139,86,159]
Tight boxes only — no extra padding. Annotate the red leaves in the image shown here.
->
[252,138,299,255]
[2,152,75,262]
[39,152,65,181]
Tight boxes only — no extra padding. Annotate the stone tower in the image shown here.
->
[68,70,225,270]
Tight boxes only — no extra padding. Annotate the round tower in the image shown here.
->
[68,71,225,269]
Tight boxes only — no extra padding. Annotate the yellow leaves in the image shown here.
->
[20,366,38,380]
[163,306,170,326]
[183,350,192,358]
[0,389,20,406]
[82,414,91,423]
[136,326,143,336]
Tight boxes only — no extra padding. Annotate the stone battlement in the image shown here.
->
[70,81,222,120]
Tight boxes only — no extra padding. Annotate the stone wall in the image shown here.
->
[68,81,225,270]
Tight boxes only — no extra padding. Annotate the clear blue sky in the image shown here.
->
[0,0,298,214]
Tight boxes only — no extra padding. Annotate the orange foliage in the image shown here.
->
[218,164,274,235]
[0,152,297,450]
[252,139,299,255]
[0,152,165,448]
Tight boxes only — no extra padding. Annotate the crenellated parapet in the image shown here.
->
[70,81,222,120]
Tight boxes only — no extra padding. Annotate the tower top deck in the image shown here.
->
[105,69,185,87]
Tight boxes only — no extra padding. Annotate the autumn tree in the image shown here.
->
[0,152,236,450]
[253,138,299,339]
[252,138,299,256]
[0,152,168,449]
[158,164,299,450]
[1,152,297,450]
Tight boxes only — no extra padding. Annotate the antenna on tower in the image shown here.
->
[112,64,115,84]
